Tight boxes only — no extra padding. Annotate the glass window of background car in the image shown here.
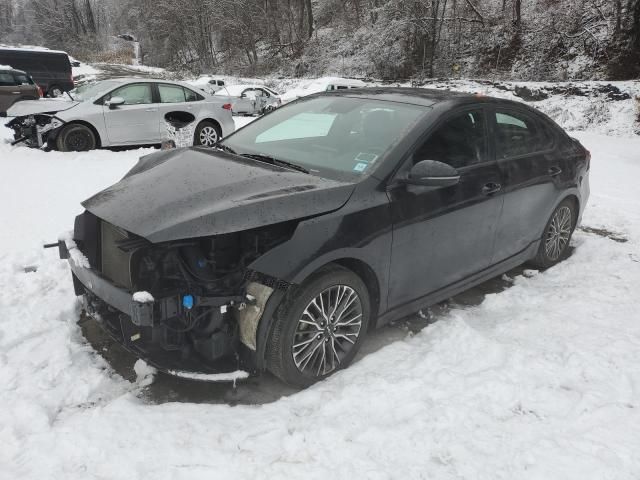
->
[184,87,201,102]
[159,84,186,103]
[109,83,153,105]
[13,73,33,85]
[222,96,426,178]
[414,110,486,169]
[495,110,551,158]
[0,73,16,86]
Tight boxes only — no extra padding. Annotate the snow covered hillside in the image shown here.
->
[1,115,640,478]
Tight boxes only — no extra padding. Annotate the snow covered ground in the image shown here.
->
[1,108,640,479]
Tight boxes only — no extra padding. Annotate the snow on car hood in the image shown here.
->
[82,147,355,242]
[6,99,80,116]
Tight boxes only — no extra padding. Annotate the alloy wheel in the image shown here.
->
[544,205,572,261]
[292,285,363,377]
[199,126,218,146]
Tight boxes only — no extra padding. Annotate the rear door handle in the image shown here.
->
[482,182,501,195]
[11,91,20,95]
[145,108,158,112]
[548,166,562,176]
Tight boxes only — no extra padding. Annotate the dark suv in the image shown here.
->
[0,47,73,97]
[0,67,41,114]
[53,88,590,387]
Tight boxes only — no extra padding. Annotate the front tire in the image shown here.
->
[531,198,576,268]
[266,265,371,388]
[194,120,221,147]
[56,123,97,152]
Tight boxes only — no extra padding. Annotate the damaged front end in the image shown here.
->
[6,114,65,148]
[57,211,295,378]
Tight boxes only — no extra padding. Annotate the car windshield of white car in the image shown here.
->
[73,80,120,101]
[220,96,427,180]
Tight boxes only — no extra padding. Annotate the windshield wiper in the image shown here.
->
[214,143,237,155]
[239,153,309,174]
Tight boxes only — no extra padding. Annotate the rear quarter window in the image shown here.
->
[494,109,553,158]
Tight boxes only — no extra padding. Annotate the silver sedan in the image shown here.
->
[6,78,235,151]
[215,85,281,115]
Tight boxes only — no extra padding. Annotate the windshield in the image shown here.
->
[73,80,121,101]
[220,96,427,180]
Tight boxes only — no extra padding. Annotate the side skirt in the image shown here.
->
[376,240,540,327]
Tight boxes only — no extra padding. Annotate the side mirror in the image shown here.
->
[405,160,460,187]
[105,96,125,109]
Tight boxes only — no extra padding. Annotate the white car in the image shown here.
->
[5,78,235,151]
[280,77,367,104]
[189,76,227,95]
[215,84,282,115]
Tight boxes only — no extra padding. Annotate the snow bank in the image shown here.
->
[1,118,640,479]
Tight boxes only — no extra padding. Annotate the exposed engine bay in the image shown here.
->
[65,211,296,374]
[6,113,64,148]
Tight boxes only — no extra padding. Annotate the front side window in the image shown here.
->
[415,110,486,169]
[158,84,186,103]
[220,96,427,179]
[495,110,552,158]
[108,83,153,105]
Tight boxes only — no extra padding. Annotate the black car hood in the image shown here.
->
[82,147,355,242]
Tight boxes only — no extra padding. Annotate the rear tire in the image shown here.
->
[266,265,371,388]
[193,120,220,147]
[530,198,576,269]
[56,123,97,152]
[48,85,63,98]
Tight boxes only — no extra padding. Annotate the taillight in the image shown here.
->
[37,85,43,98]
[585,148,591,171]
[222,103,232,110]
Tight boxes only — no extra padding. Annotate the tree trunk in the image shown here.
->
[305,0,313,38]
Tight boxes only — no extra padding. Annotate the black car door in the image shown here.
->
[386,107,504,310]
[489,107,560,263]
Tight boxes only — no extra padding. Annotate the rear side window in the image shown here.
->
[414,110,487,169]
[158,84,186,103]
[494,110,552,158]
[0,72,16,86]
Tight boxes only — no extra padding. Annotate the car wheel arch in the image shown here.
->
[253,257,382,371]
[57,120,102,148]
[198,118,222,136]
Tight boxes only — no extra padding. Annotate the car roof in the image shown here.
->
[0,45,69,55]
[97,77,204,89]
[0,66,28,75]
[318,86,529,109]
[217,84,273,96]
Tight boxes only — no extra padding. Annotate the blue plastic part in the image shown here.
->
[182,294,194,310]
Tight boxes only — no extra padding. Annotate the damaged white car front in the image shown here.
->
[5,98,78,148]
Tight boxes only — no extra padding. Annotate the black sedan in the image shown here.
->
[55,88,590,387]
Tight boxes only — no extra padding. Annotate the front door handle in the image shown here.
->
[548,166,562,177]
[11,91,20,95]
[482,182,501,195]
[145,108,158,112]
